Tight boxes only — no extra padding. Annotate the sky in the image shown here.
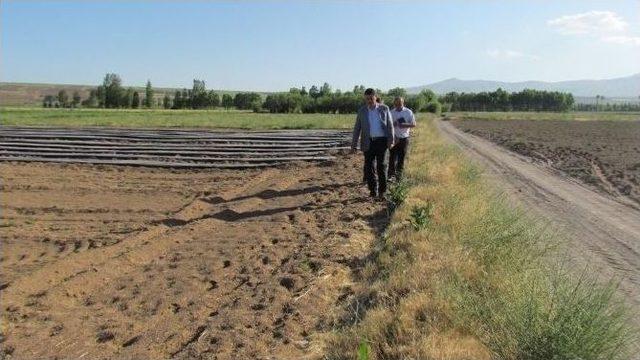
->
[1,0,639,91]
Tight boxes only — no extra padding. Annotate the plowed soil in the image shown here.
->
[0,156,386,359]
[449,119,640,205]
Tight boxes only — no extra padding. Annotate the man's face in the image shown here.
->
[394,98,404,109]
[365,94,376,107]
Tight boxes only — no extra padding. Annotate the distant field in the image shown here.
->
[445,111,640,121]
[451,118,640,204]
[0,107,354,129]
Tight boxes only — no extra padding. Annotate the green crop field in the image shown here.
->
[445,111,640,122]
[0,107,355,130]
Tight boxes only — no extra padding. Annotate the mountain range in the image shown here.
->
[406,73,640,98]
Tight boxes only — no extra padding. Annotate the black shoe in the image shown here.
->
[370,191,377,198]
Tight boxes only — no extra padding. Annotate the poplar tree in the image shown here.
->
[144,80,154,108]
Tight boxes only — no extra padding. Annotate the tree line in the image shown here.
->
[49,73,633,114]
[573,101,640,112]
[262,85,441,114]
[42,73,447,113]
[438,88,575,112]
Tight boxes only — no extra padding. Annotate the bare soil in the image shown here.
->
[0,156,386,359]
[449,118,640,205]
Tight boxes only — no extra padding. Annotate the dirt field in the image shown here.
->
[0,156,386,359]
[438,120,640,340]
[449,119,640,205]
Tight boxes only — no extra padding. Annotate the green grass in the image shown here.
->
[445,111,640,122]
[326,116,636,359]
[0,107,355,129]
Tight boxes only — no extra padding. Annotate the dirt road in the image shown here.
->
[437,120,640,323]
[0,157,385,359]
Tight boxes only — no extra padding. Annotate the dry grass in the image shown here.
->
[325,116,635,359]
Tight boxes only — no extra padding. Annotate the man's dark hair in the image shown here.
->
[364,88,376,96]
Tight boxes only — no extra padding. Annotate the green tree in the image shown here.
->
[207,90,220,108]
[419,89,437,103]
[320,82,332,96]
[222,93,234,109]
[190,79,207,109]
[43,95,55,108]
[309,85,320,99]
[144,80,154,108]
[132,91,141,108]
[122,88,134,108]
[404,95,425,112]
[82,90,98,108]
[163,94,172,109]
[172,91,182,109]
[102,73,123,108]
[71,91,82,108]
[234,92,262,110]
[95,86,106,108]
[387,87,407,98]
[57,90,69,108]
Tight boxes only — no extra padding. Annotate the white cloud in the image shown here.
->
[601,35,640,46]
[547,10,627,35]
[548,10,639,47]
[486,49,539,60]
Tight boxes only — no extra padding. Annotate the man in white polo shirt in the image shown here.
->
[388,96,416,181]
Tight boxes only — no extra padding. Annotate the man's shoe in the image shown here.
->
[370,191,377,198]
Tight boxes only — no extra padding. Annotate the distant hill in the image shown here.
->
[0,82,265,107]
[407,73,640,98]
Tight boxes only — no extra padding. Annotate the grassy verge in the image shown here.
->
[445,111,640,121]
[326,116,635,359]
[0,107,354,129]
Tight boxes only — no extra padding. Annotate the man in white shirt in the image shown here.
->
[352,88,395,199]
[388,97,416,181]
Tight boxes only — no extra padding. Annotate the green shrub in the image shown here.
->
[409,203,433,230]
[424,101,442,114]
[388,180,410,207]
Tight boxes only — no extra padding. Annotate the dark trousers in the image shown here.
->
[388,137,409,180]
[364,137,388,196]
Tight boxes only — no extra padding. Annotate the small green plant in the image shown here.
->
[388,179,410,206]
[357,340,370,360]
[409,203,433,230]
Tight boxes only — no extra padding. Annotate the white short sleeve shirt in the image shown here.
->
[391,107,416,139]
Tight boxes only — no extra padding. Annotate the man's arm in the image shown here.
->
[351,112,361,152]
[400,111,416,128]
[385,109,395,149]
